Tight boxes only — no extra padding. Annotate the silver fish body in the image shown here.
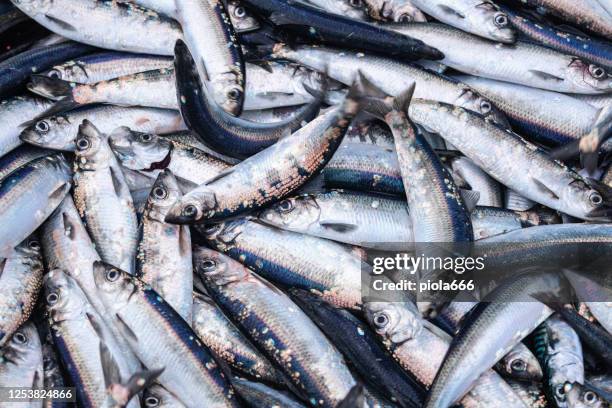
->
[137,170,193,321]
[0,144,50,182]
[0,97,53,158]
[563,270,612,335]
[304,0,369,21]
[231,377,307,408]
[392,23,612,94]
[451,156,502,207]
[73,121,139,274]
[11,0,182,55]
[0,154,71,257]
[128,0,176,17]
[0,237,43,347]
[20,106,185,151]
[195,248,356,407]
[470,206,551,240]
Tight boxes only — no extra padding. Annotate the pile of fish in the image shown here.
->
[1,0,612,406]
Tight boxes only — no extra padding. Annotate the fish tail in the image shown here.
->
[351,71,416,119]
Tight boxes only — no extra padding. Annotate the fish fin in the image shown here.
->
[423,320,453,341]
[393,82,416,112]
[61,211,76,241]
[354,71,388,99]
[48,181,69,202]
[27,75,74,101]
[267,11,294,25]
[437,4,466,18]
[0,259,6,279]
[109,166,127,198]
[203,168,235,185]
[336,383,365,408]
[85,312,105,339]
[108,368,164,408]
[114,313,139,345]
[302,82,326,101]
[43,14,77,31]
[198,58,210,82]
[248,59,274,73]
[531,178,559,200]
[318,220,358,233]
[459,189,480,212]
[528,70,564,82]
[99,341,122,389]
[505,189,535,211]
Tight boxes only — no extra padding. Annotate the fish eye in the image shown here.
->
[494,13,508,27]
[13,331,27,344]
[277,199,294,213]
[373,312,389,328]
[234,6,246,18]
[182,204,198,218]
[583,391,597,404]
[28,239,40,250]
[555,384,566,398]
[199,258,217,272]
[349,0,363,8]
[397,14,412,23]
[510,359,526,372]
[76,137,90,151]
[46,292,59,305]
[144,396,160,407]
[589,192,603,206]
[480,100,492,114]
[106,268,120,282]
[140,133,153,143]
[47,69,62,79]
[35,121,50,134]
[227,88,242,101]
[589,65,606,79]
[152,186,167,200]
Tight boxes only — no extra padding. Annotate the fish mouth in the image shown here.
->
[19,129,45,146]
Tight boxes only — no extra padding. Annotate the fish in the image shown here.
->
[534,314,585,407]
[199,217,365,309]
[173,40,322,159]
[226,1,261,33]
[362,0,427,22]
[0,96,53,158]
[572,93,612,109]
[72,120,139,274]
[174,0,245,116]
[0,236,43,347]
[11,0,182,55]
[304,0,370,21]
[41,334,69,408]
[0,322,44,408]
[470,206,558,240]
[408,100,612,221]
[0,154,71,257]
[450,156,503,207]
[259,190,413,250]
[507,380,548,408]
[136,170,193,321]
[270,43,508,126]
[39,52,173,84]
[563,270,612,334]
[242,0,443,60]
[166,75,361,223]
[0,144,50,182]
[402,0,517,42]
[194,247,357,407]
[564,382,611,408]
[0,40,93,98]
[191,291,281,384]
[20,105,186,151]
[391,23,612,94]
[92,261,239,408]
[127,0,176,18]
[496,343,544,382]
[231,377,307,408]
[142,384,187,408]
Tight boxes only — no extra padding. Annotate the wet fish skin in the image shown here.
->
[565,382,610,408]
[391,23,612,94]
[199,217,364,309]
[191,291,281,384]
[136,169,193,322]
[195,247,356,407]
[362,0,427,22]
[470,206,551,240]
[40,52,173,84]
[92,261,239,408]
[173,40,322,159]
[20,105,186,151]
[408,100,611,221]
[563,270,612,335]
[0,144,50,182]
[258,190,413,250]
[142,384,187,408]
[0,237,43,347]
[451,156,503,207]
[128,0,176,17]
[11,0,182,55]
[73,120,139,274]
[109,127,231,186]
[175,0,245,116]
[304,0,369,21]
[231,377,307,408]
[0,96,53,158]
[0,154,71,257]
[242,0,444,61]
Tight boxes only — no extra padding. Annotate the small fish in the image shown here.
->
[231,377,307,408]
[564,382,611,408]
[0,96,53,158]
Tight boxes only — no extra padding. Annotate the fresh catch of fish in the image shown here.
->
[0,0,610,407]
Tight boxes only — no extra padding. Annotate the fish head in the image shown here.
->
[144,169,183,222]
[363,0,427,22]
[567,60,612,93]
[12,235,43,260]
[165,188,217,224]
[259,195,321,230]
[498,347,543,381]
[471,2,516,43]
[10,0,52,15]
[42,62,89,83]
[108,127,170,171]
[193,246,250,287]
[1,322,41,366]
[456,88,509,128]
[44,269,88,322]
[74,120,113,170]
[19,115,74,151]
[200,218,246,246]
[564,382,608,408]
[563,179,610,221]
[363,301,423,343]
[227,0,260,33]
[92,261,135,309]
[211,74,245,117]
